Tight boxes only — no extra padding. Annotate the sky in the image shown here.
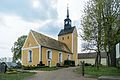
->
[0,0,89,58]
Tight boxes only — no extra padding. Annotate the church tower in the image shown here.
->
[58,6,78,65]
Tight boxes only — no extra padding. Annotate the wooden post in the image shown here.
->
[81,61,85,76]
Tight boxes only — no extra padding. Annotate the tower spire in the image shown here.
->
[64,4,71,30]
[67,4,69,18]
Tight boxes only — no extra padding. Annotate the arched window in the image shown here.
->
[46,50,52,60]
[59,52,62,63]
[28,50,32,62]
[67,54,71,60]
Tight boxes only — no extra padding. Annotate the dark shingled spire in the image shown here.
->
[64,4,72,30]
[58,4,75,36]
[67,4,69,18]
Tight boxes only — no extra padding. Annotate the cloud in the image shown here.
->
[0,45,9,50]
[0,13,61,58]
[0,16,8,28]
[0,14,41,58]
[37,20,62,37]
[0,0,58,21]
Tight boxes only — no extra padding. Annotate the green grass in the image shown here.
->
[75,66,120,78]
[0,67,64,80]
[0,71,35,80]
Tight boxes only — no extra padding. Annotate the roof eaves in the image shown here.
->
[41,45,73,54]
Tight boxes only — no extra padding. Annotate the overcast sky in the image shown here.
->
[0,0,88,58]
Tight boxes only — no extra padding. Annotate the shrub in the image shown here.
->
[22,65,32,70]
[22,65,49,70]
[64,60,75,67]
[16,61,22,68]
[84,63,91,66]
[56,62,63,67]
[37,61,45,67]
[56,63,60,67]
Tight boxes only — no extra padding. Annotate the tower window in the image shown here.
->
[62,37,64,40]
[67,36,69,39]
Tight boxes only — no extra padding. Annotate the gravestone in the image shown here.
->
[0,63,7,73]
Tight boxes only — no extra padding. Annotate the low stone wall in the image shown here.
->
[78,58,106,65]
[98,76,120,80]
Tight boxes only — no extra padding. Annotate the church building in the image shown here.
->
[21,7,78,66]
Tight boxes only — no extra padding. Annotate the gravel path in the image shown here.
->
[25,67,97,80]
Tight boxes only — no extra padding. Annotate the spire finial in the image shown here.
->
[67,3,69,18]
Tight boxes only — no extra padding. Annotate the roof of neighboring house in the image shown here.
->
[58,26,75,36]
[78,52,106,59]
[31,30,71,53]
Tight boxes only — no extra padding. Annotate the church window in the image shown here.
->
[28,50,32,62]
[67,54,71,60]
[46,50,52,60]
[47,51,50,59]
[59,52,62,63]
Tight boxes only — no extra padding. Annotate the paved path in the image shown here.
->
[25,67,97,80]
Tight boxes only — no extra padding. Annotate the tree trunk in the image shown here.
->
[95,52,98,68]
[110,45,116,67]
[95,51,101,69]
[98,52,101,65]
[107,52,111,66]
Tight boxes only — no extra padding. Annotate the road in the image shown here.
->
[25,67,97,80]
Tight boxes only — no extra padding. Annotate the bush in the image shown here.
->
[37,61,45,67]
[16,61,22,68]
[22,65,49,70]
[22,65,33,70]
[64,60,75,67]
[84,63,91,66]
[56,63,60,67]
[37,64,45,67]
[56,62,63,67]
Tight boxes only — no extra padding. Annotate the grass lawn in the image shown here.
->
[0,71,35,80]
[75,66,120,78]
[0,66,65,80]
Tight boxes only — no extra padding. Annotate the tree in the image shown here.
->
[81,0,104,68]
[81,0,120,67]
[11,35,27,62]
[102,0,120,66]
